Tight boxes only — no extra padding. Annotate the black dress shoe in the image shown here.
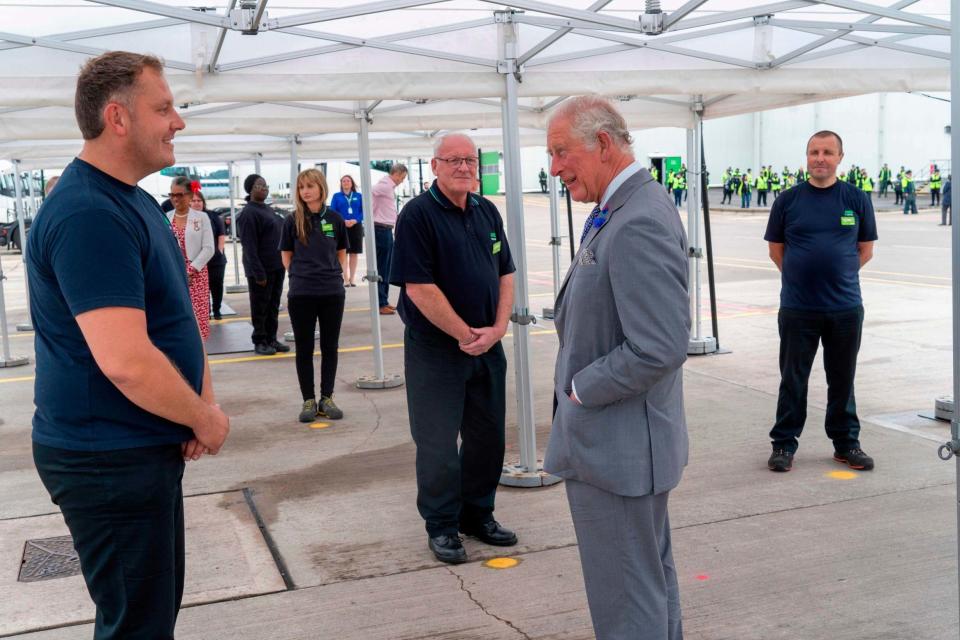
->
[460,520,518,547]
[428,534,467,564]
[270,340,291,353]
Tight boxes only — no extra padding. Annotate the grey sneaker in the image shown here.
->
[834,448,874,471]
[318,395,344,420]
[298,399,318,423]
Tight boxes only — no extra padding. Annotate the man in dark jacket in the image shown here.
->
[941,175,952,226]
[239,174,290,355]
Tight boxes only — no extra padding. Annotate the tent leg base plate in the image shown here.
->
[0,356,29,368]
[356,374,404,389]
[16,323,33,332]
[500,464,563,488]
[935,396,953,422]
[226,284,248,294]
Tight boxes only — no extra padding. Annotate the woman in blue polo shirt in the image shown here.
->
[329,174,363,287]
[280,168,349,423]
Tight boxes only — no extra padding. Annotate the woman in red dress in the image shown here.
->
[166,177,215,340]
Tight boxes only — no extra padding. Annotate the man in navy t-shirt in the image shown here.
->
[26,52,229,638]
[764,130,877,473]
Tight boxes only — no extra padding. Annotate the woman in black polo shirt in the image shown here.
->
[280,168,349,423]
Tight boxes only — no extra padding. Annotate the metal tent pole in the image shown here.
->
[254,152,262,177]
[225,160,247,293]
[289,136,299,204]
[356,104,402,390]
[13,160,33,332]
[687,103,716,355]
[496,10,559,488]
[942,0,960,620]
[543,170,561,320]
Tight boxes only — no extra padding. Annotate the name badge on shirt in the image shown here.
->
[492,241,502,254]
[322,222,335,237]
[841,209,857,227]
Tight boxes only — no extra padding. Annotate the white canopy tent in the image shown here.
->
[0,0,953,487]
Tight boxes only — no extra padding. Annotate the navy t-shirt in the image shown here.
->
[279,207,349,298]
[764,179,878,312]
[26,158,202,451]
[390,182,515,339]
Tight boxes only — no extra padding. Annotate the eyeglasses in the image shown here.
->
[435,156,479,168]
[167,192,189,198]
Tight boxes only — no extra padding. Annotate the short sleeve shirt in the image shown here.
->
[26,158,202,451]
[279,207,349,297]
[764,180,878,312]
[390,181,515,338]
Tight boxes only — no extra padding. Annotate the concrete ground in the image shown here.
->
[1,192,958,639]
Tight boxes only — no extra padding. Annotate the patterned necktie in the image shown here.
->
[580,204,602,245]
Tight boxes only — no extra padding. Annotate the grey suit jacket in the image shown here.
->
[544,168,690,497]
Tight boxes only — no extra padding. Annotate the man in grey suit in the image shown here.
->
[544,96,690,640]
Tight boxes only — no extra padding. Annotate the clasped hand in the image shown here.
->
[459,326,503,356]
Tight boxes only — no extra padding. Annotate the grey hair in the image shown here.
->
[389,163,408,176]
[171,175,192,191]
[548,96,634,152]
[433,132,477,158]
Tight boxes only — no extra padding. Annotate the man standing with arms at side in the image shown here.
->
[26,51,229,639]
[371,163,407,315]
[391,133,517,564]
[765,131,877,473]
[545,96,690,640]
[238,174,290,355]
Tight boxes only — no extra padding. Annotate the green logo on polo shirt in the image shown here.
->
[841,209,856,226]
[492,241,502,254]
[322,222,334,236]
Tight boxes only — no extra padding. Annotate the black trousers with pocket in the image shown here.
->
[247,267,285,346]
[208,262,226,316]
[769,306,864,454]
[404,327,507,537]
[33,442,186,640]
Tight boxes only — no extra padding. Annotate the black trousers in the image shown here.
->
[288,293,345,400]
[404,327,507,537]
[247,268,285,346]
[931,188,940,207]
[33,442,185,640]
[757,190,768,207]
[208,262,226,316]
[770,306,864,454]
[894,189,903,205]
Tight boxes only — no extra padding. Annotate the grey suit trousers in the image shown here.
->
[566,479,683,640]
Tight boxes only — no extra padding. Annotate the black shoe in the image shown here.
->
[834,448,874,471]
[768,449,794,472]
[254,343,276,356]
[428,534,467,564]
[460,520,518,546]
[270,340,291,353]
[213,312,222,320]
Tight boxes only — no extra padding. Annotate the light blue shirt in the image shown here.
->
[600,160,644,210]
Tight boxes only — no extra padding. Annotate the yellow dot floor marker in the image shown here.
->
[483,557,520,570]
[309,422,331,430]
[826,470,858,480]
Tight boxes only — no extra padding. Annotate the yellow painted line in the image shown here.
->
[484,557,521,570]
[714,260,951,289]
[309,422,331,430]
[826,470,858,480]
[0,375,34,383]
[0,329,560,384]
[720,255,952,282]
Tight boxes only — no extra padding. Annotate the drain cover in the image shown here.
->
[18,535,80,583]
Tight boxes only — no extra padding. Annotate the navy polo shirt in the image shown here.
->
[764,179,878,312]
[279,206,349,298]
[26,158,201,451]
[390,182,515,338]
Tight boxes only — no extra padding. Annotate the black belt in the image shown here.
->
[374,223,394,230]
